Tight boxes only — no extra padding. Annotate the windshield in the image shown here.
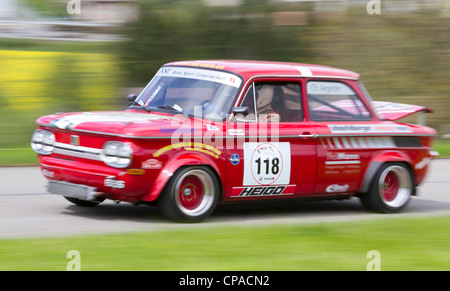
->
[133,66,242,121]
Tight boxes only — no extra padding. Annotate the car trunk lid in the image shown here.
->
[372,101,433,121]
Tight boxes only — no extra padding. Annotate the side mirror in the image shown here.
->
[232,106,251,122]
[232,106,249,116]
[127,94,138,105]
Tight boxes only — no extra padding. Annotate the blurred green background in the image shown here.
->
[0,0,449,164]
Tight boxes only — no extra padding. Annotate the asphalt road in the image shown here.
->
[1,160,449,239]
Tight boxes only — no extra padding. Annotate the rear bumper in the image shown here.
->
[429,150,439,158]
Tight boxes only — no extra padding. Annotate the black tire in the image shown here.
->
[158,166,220,222]
[64,196,104,207]
[360,163,413,213]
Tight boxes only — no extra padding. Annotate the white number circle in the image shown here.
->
[250,143,283,185]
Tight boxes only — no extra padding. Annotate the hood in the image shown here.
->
[372,101,433,121]
[37,111,211,137]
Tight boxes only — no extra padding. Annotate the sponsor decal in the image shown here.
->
[326,184,349,193]
[153,142,221,159]
[326,152,361,165]
[228,129,244,136]
[243,142,291,186]
[170,61,226,70]
[325,160,360,165]
[307,81,354,96]
[159,128,195,134]
[232,185,296,197]
[328,124,412,134]
[157,66,242,88]
[142,159,163,169]
[206,124,220,131]
[327,152,360,160]
[104,176,125,189]
[323,136,396,149]
[230,153,240,165]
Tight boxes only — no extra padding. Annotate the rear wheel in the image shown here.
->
[360,163,413,213]
[158,166,219,222]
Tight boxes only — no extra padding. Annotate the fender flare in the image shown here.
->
[359,150,414,194]
[142,152,222,202]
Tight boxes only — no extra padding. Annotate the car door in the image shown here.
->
[305,79,374,194]
[223,78,318,200]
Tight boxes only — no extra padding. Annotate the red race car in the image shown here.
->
[32,60,438,221]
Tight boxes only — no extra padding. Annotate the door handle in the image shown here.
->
[298,132,318,138]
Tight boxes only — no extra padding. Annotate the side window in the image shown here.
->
[307,81,371,121]
[239,81,303,122]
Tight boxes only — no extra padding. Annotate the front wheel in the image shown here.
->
[360,163,413,213]
[158,166,220,222]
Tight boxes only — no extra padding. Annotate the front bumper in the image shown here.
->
[39,156,152,202]
[47,180,99,201]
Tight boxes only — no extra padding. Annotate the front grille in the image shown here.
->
[53,142,102,161]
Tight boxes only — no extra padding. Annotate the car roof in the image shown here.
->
[164,60,360,81]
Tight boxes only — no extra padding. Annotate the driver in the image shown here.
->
[256,85,280,123]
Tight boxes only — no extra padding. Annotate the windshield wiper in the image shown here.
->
[157,104,183,112]
[129,101,152,113]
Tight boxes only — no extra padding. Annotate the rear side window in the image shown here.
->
[307,81,371,121]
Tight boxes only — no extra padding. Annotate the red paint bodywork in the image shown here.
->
[34,60,437,205]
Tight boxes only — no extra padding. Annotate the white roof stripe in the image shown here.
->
[294,66,313,77]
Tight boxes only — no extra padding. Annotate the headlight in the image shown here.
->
[100,141,133,168]
[31,129,55,155]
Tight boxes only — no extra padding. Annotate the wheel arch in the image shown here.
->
[142,152,223,202]
[359,150,414,194]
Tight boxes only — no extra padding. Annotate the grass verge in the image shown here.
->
[0,215,449,270]
[434,139,450,158]
[0,148,37,166]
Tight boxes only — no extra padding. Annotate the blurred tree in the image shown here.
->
[303,7,449,132]
[46,54,84,112]
[119,0,309,86]
[118,0,448,132]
